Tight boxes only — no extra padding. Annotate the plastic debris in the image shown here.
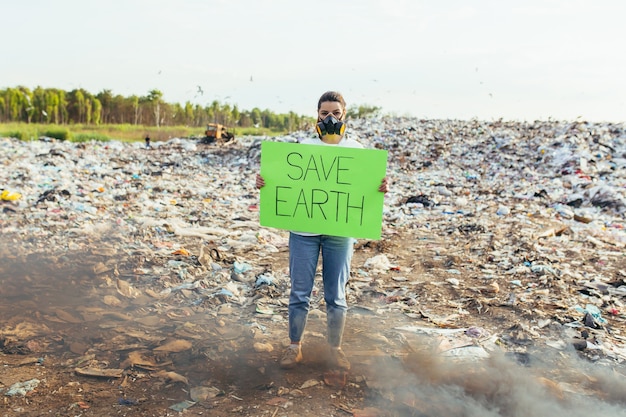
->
[169,400,196,412]
[233,261,252,274]
[574,304,608,324]
[5,379,40,396]
[254,273,275,288]
[1,189,22,201]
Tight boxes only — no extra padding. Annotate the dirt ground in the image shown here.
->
[2,223,626,417]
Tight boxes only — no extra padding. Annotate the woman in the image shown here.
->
[256,91,388,370]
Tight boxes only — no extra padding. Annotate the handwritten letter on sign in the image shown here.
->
[259,141,388,240]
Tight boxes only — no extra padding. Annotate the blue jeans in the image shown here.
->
[288,232,354,347]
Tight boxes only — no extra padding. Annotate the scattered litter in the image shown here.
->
[169,400,196,412]
[153,370,189,385]
[300,379,320,389]
[255,274,275,287]
[74,367,124,378]
[190,386,224,402]
[1,189,22,201]
[5,379,40,396]
[364,254,393,272]
[1,117,625,413]
[441,345,490,360]
[396,326,468,336]
[574,304,608,324]
[253,342,274,352]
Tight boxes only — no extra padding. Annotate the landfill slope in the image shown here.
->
[1,117,625,416]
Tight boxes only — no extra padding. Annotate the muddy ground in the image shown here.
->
[1,126,626,416]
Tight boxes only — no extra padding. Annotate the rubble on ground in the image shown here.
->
[1,117,625,416]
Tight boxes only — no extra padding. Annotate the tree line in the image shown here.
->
[0,86,313,131]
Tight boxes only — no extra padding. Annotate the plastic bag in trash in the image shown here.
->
[5,379,40,396]
[1,189,22,201]
[255,274,275,288]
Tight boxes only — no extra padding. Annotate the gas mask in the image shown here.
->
[316,115,345,142]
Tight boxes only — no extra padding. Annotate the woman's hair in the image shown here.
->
[317,91,346,111]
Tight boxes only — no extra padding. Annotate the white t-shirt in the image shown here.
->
[292,135,364,236]
[300,135,364,149]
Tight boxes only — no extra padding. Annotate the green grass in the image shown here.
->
[0,123,288,143]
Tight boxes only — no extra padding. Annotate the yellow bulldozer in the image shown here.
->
[199,123,235,145]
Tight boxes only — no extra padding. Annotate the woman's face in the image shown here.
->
[318,101,344,121]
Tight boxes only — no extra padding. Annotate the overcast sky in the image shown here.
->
[2,0,625,122]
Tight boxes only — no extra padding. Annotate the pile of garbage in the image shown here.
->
[1,117,625,415]
[1,117,625,337]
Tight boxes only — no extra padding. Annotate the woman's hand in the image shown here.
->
[379,177,389,193]
[255,174,265,189]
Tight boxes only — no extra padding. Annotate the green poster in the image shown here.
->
[260,141,388,240]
